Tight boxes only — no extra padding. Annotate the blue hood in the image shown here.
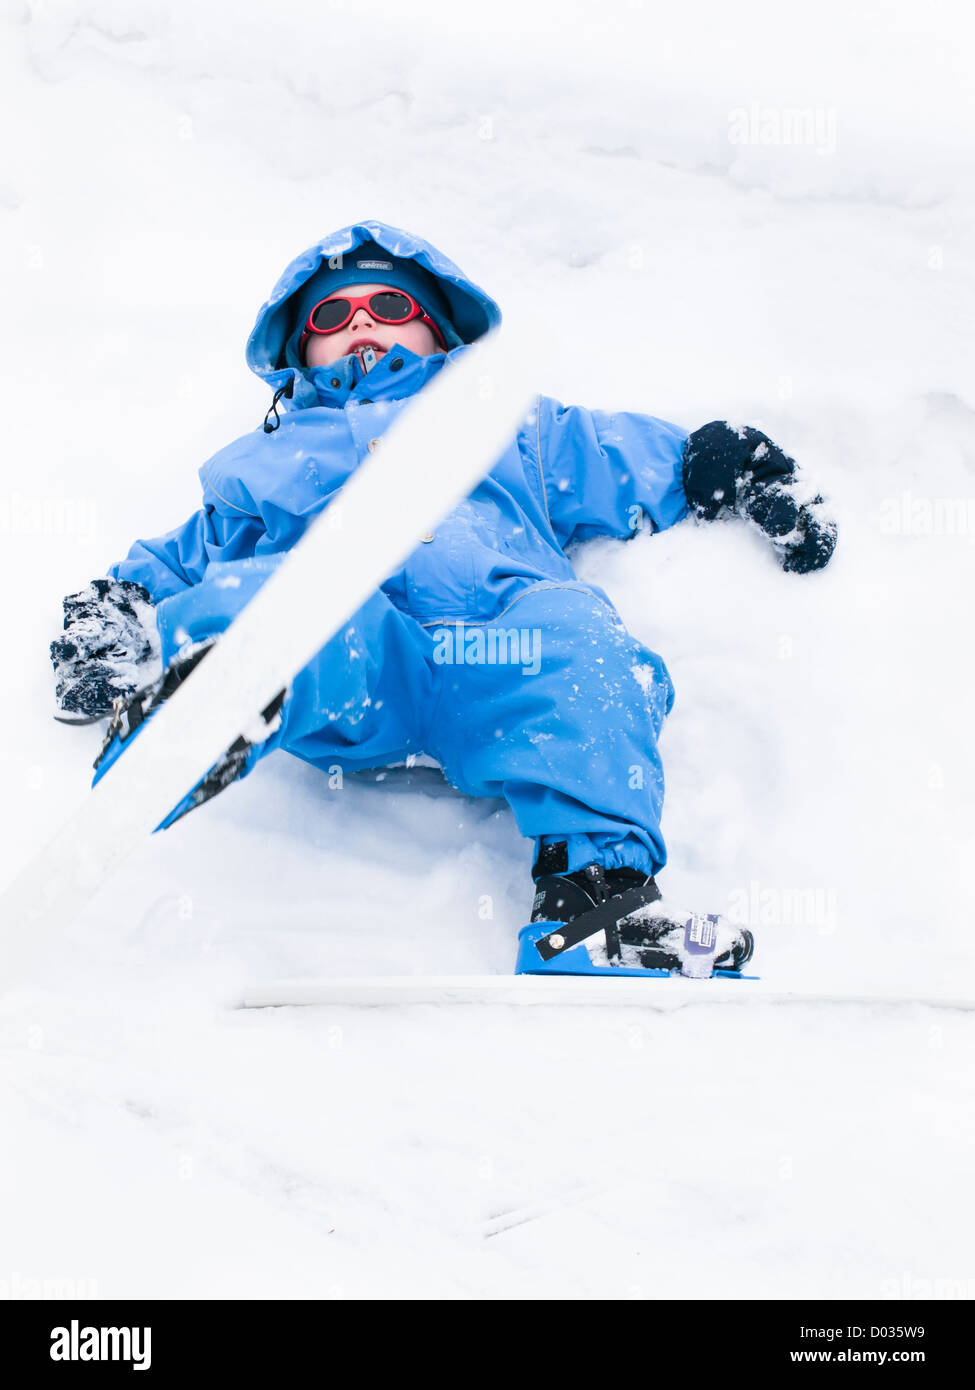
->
[246,220,502,382]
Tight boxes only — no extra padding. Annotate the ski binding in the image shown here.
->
[516,917,758,981]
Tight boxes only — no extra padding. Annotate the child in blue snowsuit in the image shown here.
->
[51,221,836,973]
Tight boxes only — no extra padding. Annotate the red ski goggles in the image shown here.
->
[299,290,447,355]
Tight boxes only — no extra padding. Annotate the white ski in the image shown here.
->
[1,335,532,993]
[234,976,975,1011]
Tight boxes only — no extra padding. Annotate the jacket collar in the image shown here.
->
[262,343,472,414]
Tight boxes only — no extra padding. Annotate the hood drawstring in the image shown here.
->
[263,377,295,434]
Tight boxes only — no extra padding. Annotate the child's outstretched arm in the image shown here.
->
[535,397,690,546]
[536,398,836,573]
[106,506,218,601]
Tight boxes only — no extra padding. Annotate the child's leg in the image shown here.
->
[426,583,674,877]
[147,558,437,779]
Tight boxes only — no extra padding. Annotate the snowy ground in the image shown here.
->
[2,0,974,1299]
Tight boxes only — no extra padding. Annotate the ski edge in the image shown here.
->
[232,976,975,1011]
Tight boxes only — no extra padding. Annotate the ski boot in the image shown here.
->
[518,852,755,980]
[92,638,287,829]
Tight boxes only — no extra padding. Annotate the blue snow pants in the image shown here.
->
[148,557,676,876]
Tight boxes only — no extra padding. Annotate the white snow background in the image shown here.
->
[1,0,973,1298]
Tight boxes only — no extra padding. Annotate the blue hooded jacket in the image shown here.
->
[109,219,690,626]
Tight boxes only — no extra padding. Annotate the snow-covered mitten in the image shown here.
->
[50,578,161,719]
[682,420,837,573]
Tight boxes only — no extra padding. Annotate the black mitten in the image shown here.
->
[682,420,837,573]
[51,578,161,718]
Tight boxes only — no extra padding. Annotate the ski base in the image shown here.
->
[237,975,762,1009]
[234,977,975,1011]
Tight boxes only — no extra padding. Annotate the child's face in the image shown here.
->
[302,283,441,367]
